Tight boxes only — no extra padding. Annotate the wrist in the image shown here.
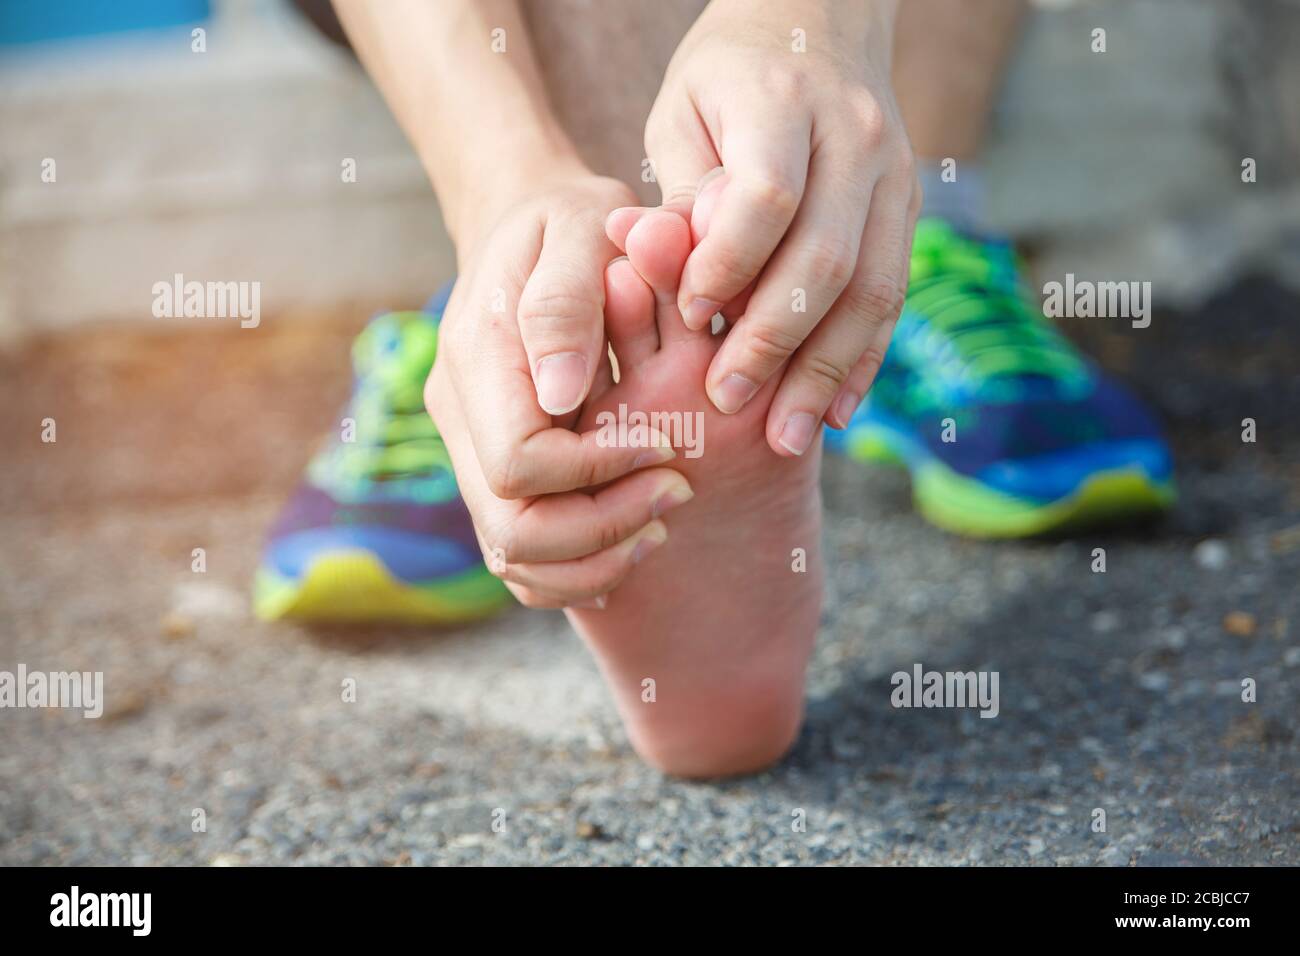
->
[421,123,590,253]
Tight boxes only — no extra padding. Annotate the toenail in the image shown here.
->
[833,391,862,429]
[682,297,721,331]
[534,352,588,415]
[651,482,695,519]
[777,412,817,456]
[711,373,759,414]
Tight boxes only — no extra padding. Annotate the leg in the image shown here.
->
[293,0,707,205]
[522,0,709,205]
[892,0,1027,162]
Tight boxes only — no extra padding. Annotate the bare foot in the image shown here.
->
[567,210,824,778]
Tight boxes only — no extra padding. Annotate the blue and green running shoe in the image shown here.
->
[824,218,1175,538]
[254,291,508,623]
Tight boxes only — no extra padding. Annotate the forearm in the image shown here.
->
[332,0,586,248]
[698,0,897,61]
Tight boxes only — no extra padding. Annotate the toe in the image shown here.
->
[625,210,698,347]
[626,210,692,294]
[606,206,648,250]
[604,257,658,372]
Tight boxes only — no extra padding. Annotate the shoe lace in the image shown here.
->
[351,381,452,482]
[903,227,1086,392]
[346,320,453,483]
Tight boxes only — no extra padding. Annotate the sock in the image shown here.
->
[916,157,988,235]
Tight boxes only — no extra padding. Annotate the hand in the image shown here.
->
[641,0,920,456]
[427,174,693,608]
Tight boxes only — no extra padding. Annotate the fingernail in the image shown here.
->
[832,391,862,429]
[711,372,758,414]
[682,298,721,330]
[651,482,694,519]
[534,352,588,415]
[632,443,675,469]
[572,595,607,610]
[777,412,818,456]
[631,525,668,564]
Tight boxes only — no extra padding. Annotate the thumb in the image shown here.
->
[605,164,723,252]
[606,160,722,253]
[517,227,612,417]
[648,131,719,224]
[686,170,755,322]
[689,167,729,243]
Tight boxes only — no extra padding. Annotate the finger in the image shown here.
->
[425,367,664,605]
[645,104,720,223]
[517,211,617,416]
[676,117,812,330]
[437,373,685,592]
[432,322,676,504]
[764,175,912,456]
[481,466,692,564]
[423,369,525,577]
[504,584,567,610]
[604,256,659,371]
[689,167,726,244]
[704,153,870,415]
[442,240,675,499]
[690,171,752,330]
[492,421,677,500]
[719,284,753,324]
[826,180,921,427]
[508,584,608,611]
[826,348,883,430]
[500,520,669,603]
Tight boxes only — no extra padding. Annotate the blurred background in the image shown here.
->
[3,0,1299,339]
[1,0,1297,866]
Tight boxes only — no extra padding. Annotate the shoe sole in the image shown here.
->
[844,423,1175,539]
[253,551,510,624]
